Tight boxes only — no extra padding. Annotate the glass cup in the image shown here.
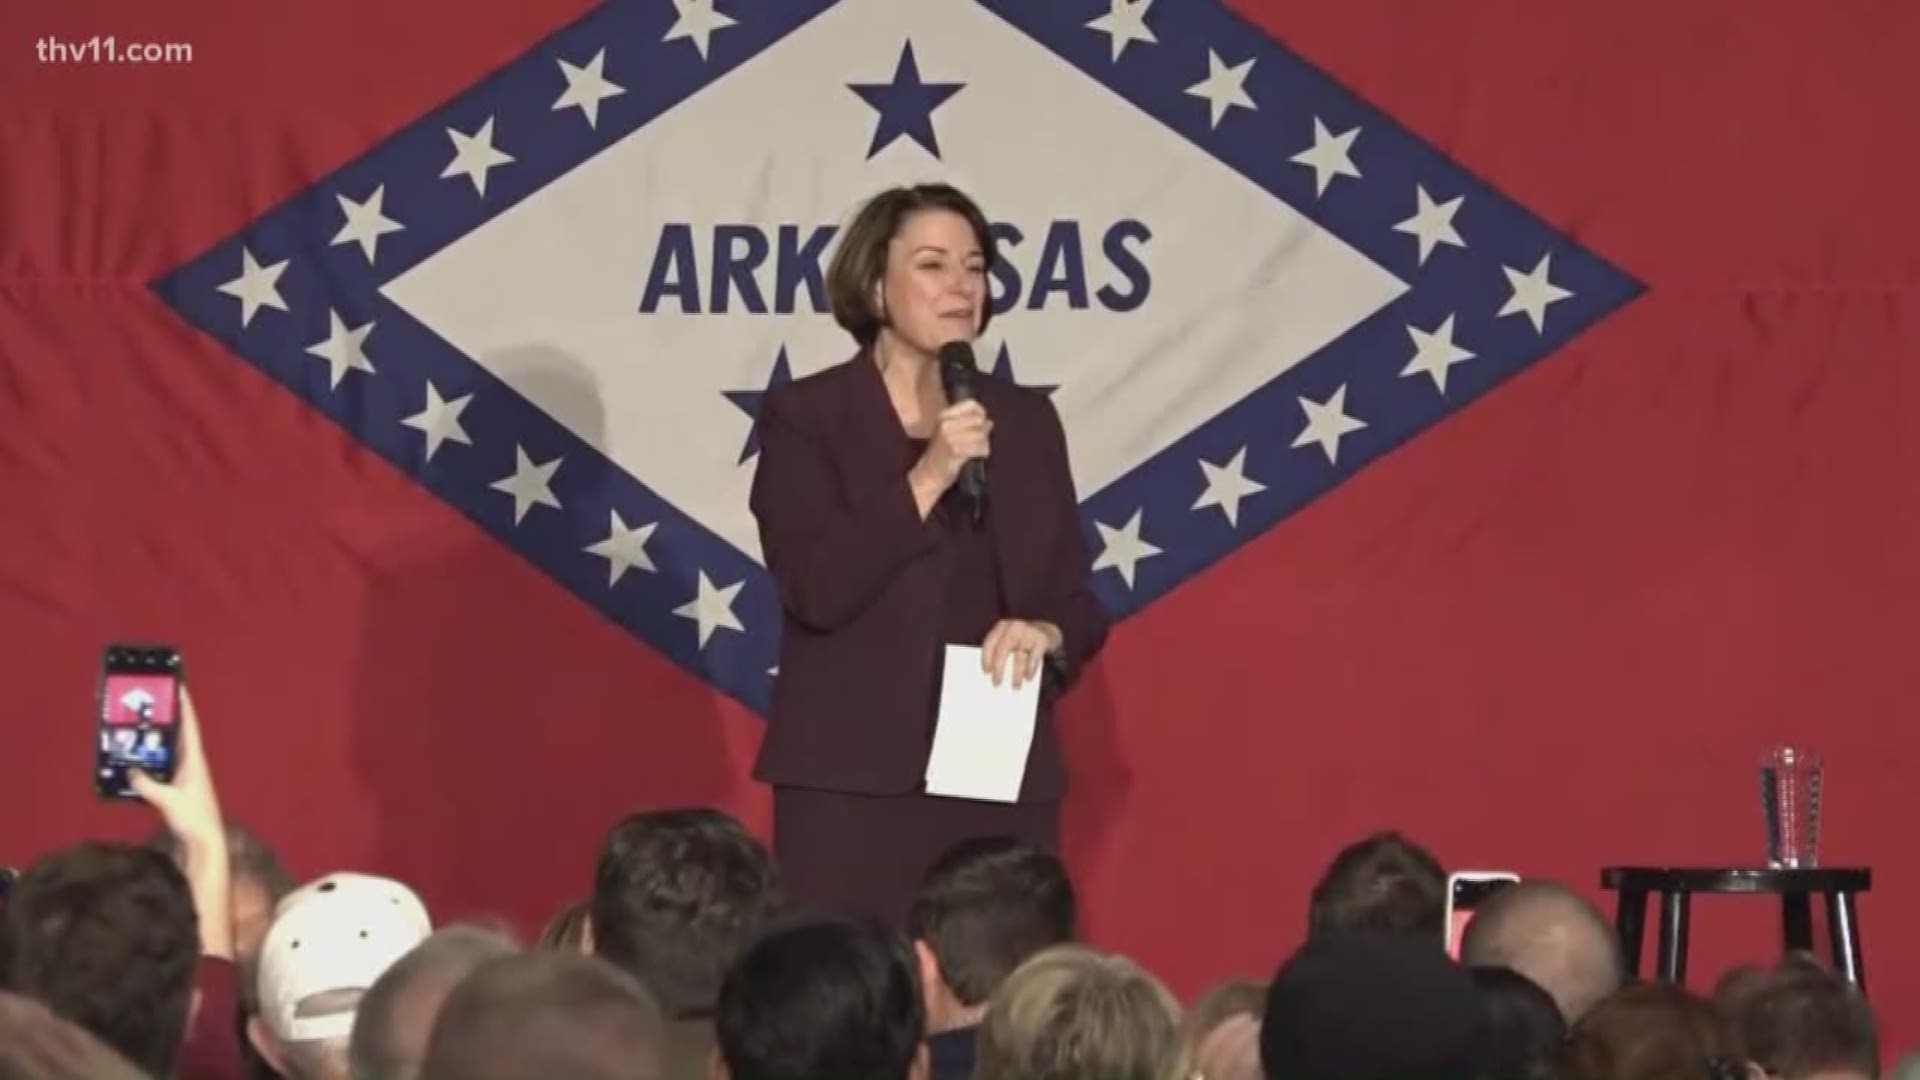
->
[1759,745,1823,869]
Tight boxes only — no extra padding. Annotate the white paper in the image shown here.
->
[923,645,1042,803]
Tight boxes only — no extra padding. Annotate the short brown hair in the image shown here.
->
[5,841,200,1077]
[906,836,1075,1006]
[589,808,782,1019]
[824,183,998,348]
[1561,981,1746,1080]
[1307,830,1447,939]
[1726,954,1877,1079]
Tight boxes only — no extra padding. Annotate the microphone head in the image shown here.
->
[938,340,978,400]
[937,340,976,371]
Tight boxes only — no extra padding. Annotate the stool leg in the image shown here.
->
[1615,888,1647,978]
[1782,893,1814,952]
[1824,891,1866,992]
[1656,891,1690,982]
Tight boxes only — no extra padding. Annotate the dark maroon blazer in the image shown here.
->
[747,351,1110,801]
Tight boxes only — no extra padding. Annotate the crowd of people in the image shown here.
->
[0,691,1895,1079]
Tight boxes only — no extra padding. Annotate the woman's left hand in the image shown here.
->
[981,618,1063,689]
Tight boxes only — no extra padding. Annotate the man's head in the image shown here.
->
[250,872,433,1080]
[348,924,520,1080]
[3,841,199,1077]
[714,914,927,1080]
[1722,954,1878,1080]
[1458,880,1625,1024]
[1560,981,1744,1080]
[975,945,1185,1080]
[590,808,782,1020]
[905,836,1075,1027]
[419,952,667,1080]
[1307,831,1448,939]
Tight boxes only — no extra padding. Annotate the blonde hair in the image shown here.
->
[973,944,1187,1080]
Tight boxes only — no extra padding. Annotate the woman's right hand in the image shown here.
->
[910,399,992,514]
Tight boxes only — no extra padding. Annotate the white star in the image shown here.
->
[216,247,288,328]
[1291,385,1367,464]
[331,185,403,264]
[304,310,375,390]
[675,570,745,648]
[663,0,736,61]
[553,48,625,128]
[1395,185,1465,265]
[1498,254,1574,333]
[1192,447,1266,527]
[1185,50,1256,129]
[400,380,473,461]
[1091,509,1162,590]
[490,446,562,524]
[1290,117,1362,197]
[441,117,514,197]
[1399,316,1477,395]
[1085,0,1157,62]
[584,509,658,587]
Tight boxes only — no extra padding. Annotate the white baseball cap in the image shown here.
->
[255,872,432,1043]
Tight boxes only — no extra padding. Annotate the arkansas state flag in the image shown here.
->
[4,0,1916,1054]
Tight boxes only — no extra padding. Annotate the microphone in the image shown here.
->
[937,340,986,524]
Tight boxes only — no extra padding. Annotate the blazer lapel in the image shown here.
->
[839,348,916,481]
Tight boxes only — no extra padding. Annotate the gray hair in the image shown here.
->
[145,820,297,897]
[349,925,521,1080]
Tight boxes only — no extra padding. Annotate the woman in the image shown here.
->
[747,182,1109,926]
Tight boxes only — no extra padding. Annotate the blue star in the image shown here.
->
[848,43,964,160]
[991,343,1058,398]
[722,346,794,464]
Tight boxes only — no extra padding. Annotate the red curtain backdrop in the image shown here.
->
[3,0,1915,1053]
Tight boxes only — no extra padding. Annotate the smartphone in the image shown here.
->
[95,643,184,800]
[1445,870,1520,958]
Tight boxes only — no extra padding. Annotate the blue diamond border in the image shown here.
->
[151,0,1642,718]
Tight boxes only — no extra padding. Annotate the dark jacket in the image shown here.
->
[747,351,1109,800]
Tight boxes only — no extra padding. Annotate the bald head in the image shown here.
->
[418,952,666,1080]
[349,925,520,1080]
[1459,881,1625,1024]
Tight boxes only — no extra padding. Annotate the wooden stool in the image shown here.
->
[1600,867,1870,990]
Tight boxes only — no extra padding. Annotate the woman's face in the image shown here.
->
[877,208,987,357]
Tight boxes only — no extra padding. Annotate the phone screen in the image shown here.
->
[1447,875,1517,957]
[96,646,182,799]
